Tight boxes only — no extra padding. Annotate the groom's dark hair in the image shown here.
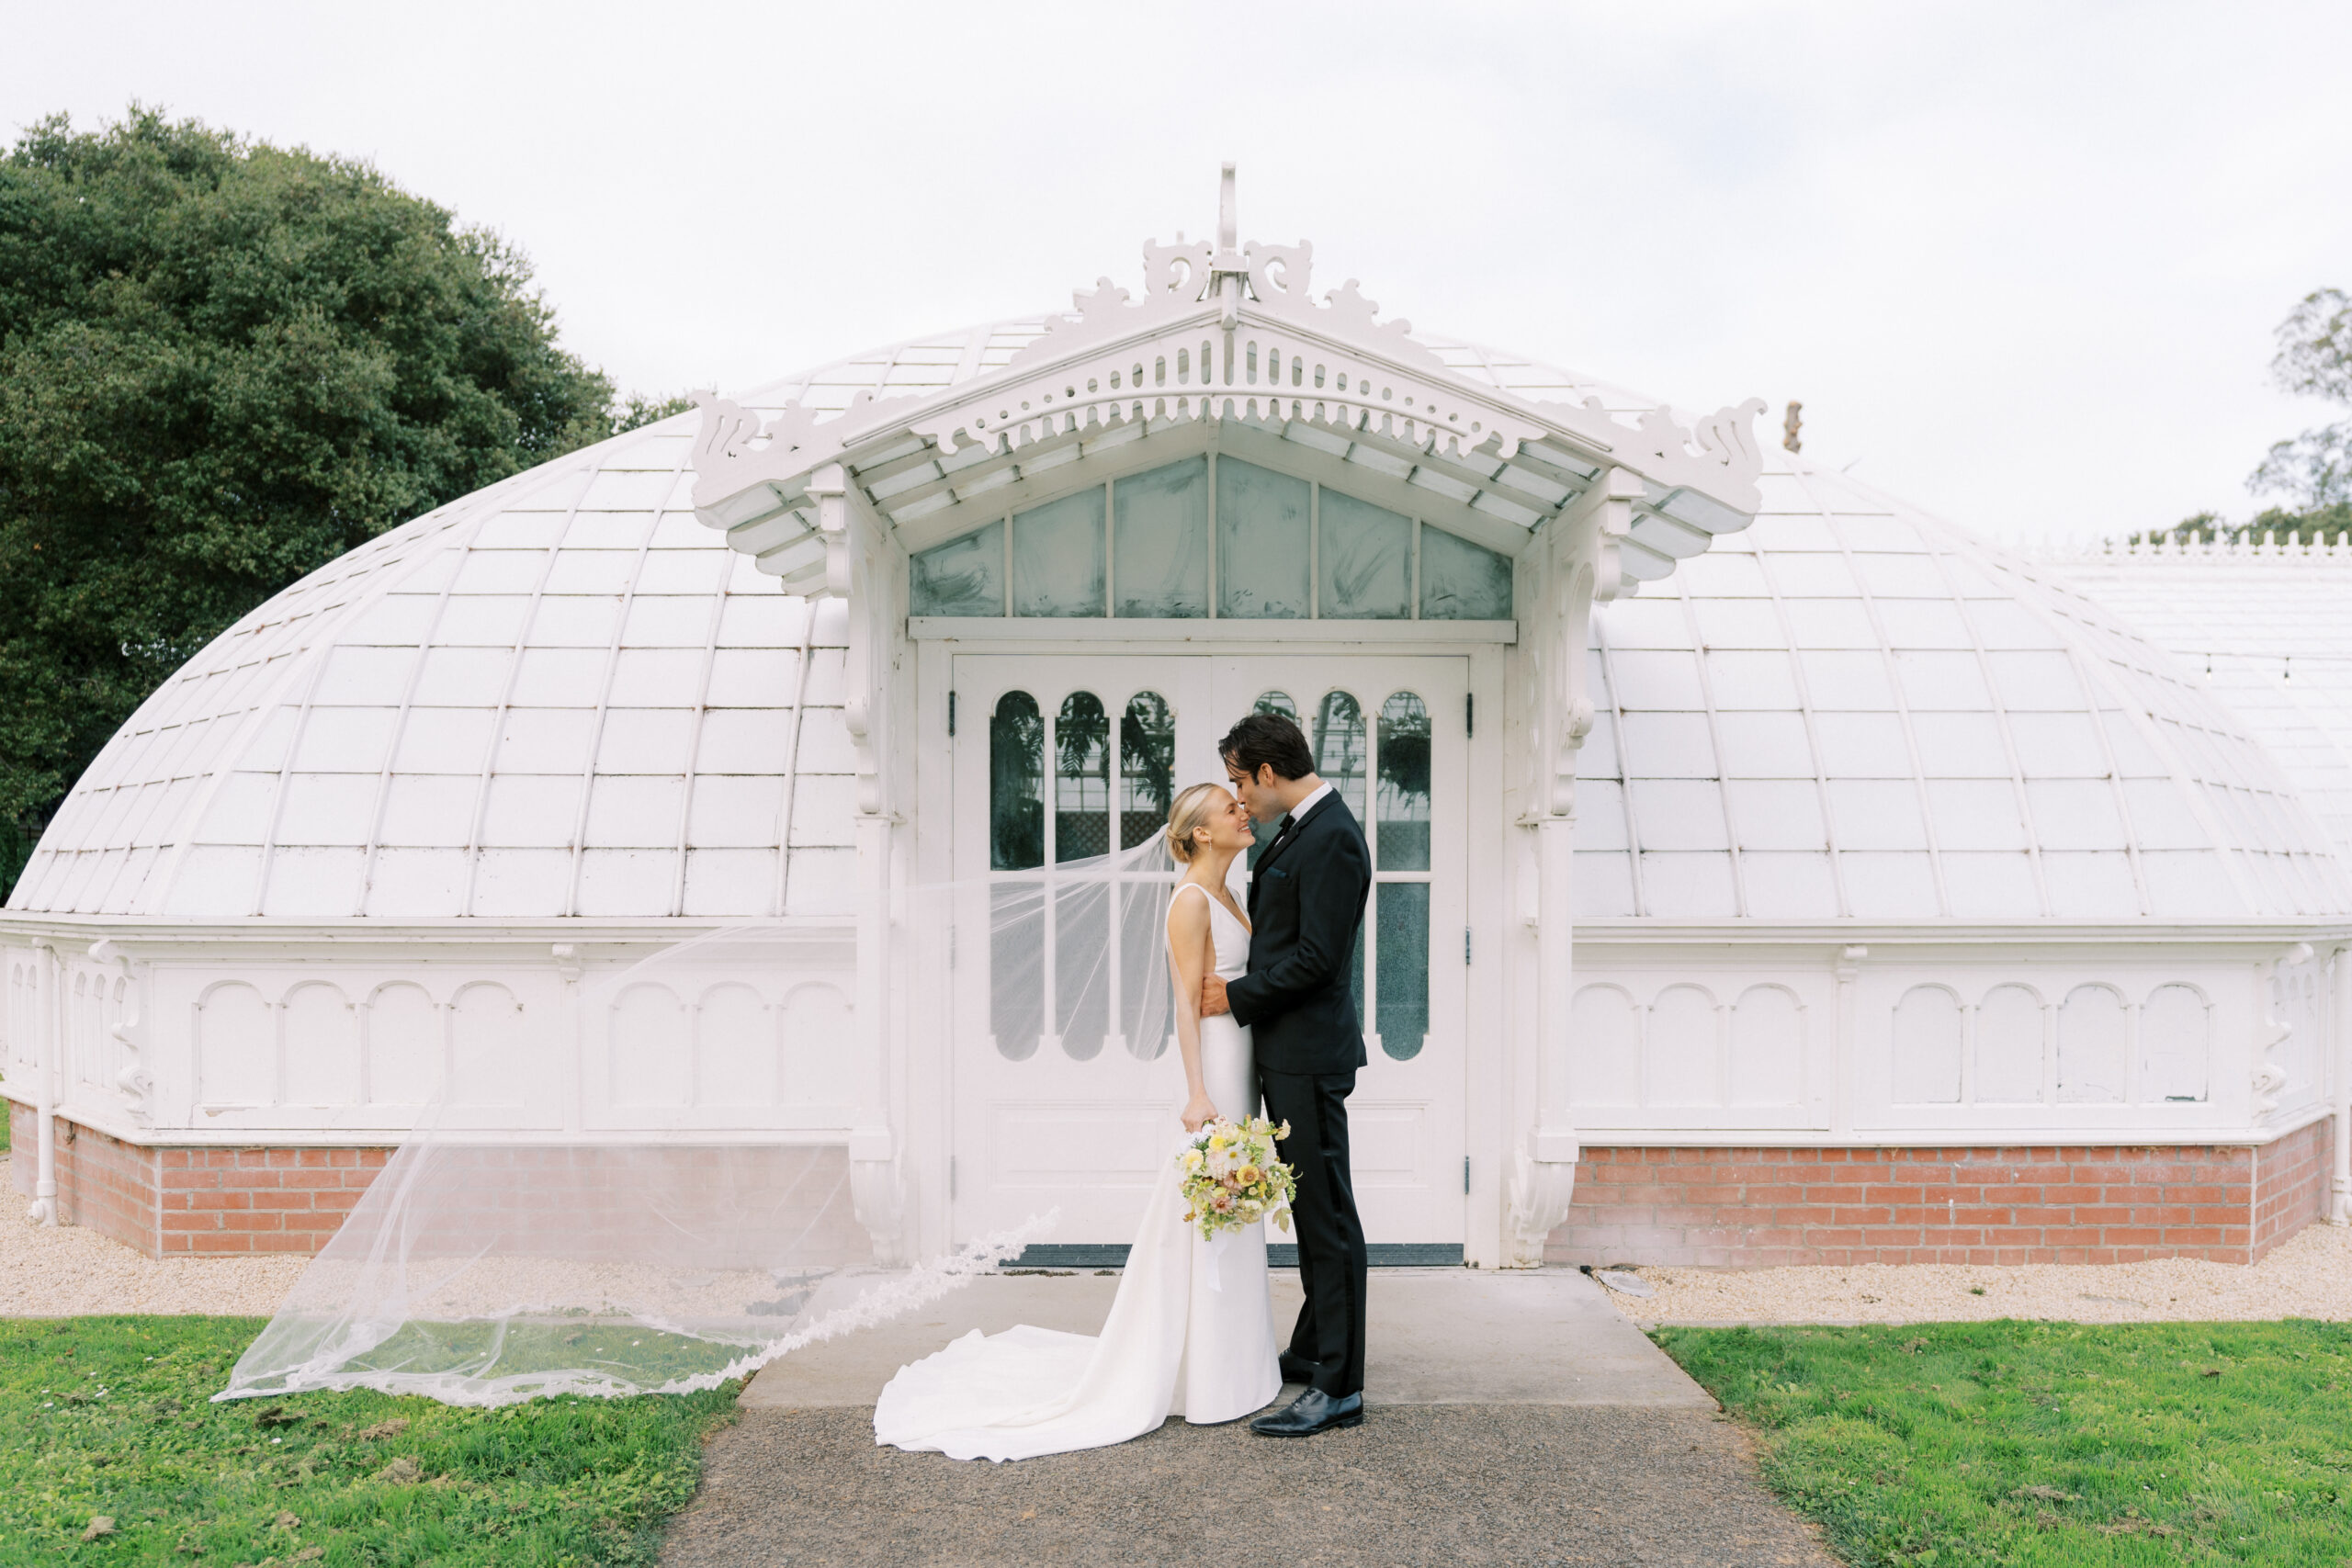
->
[1219,713,1316,782]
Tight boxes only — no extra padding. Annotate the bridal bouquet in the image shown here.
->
[1179,1116,1296,1240]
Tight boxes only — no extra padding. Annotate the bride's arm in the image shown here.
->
[1166,892,1221,1133]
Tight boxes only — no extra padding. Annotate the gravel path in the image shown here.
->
[0,1156,304,1317]
[1604,1220,2352,1327]
[662,1405,1832,1568]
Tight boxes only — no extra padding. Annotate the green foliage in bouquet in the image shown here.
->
[1178,1116,1296,1240]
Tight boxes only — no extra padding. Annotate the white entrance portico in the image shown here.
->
[684,167,1770,1267]
[944,649,1472,1246]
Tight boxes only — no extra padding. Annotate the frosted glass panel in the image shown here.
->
[1319,490,1411,619]
[910,521,1002,615]
[1113,457,1207,617]
[1012,489,1105,617]
[1216,458,1309,618]
[1056,878,1108,1060]
[990,884,1041,1060]
[1419,525,1512,620]
[1374,881,1429,1059]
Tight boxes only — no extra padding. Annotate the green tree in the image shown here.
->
[2135,288,2352,547]
[0,107,665,866]
[2251,287,2352,513]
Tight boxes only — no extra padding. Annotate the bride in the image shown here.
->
[872,783,1283,1461]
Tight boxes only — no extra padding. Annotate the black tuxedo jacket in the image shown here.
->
[1227,791,1372,1077]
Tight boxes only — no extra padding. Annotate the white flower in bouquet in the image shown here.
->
[1176,1115,1297,1241]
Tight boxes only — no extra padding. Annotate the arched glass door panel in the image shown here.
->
[989,691,1045,872]
[1243,690,1298,870]
[1374,691,1433,1059]
[1119,693,1175,850]
[1055,692,1110,862]
[988,690,1046,1059]
[1052,691,1113,1059]
[1309,689,1367,1021]
[1311,690,1367,820]
[1376,693,1431,870]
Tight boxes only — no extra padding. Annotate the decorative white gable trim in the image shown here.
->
[688,169,1765,592]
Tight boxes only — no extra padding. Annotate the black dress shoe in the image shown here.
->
[1250,1387,1363,1438]
[1277,1352,1320,1385]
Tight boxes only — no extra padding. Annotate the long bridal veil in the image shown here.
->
[218,838,1183,1408]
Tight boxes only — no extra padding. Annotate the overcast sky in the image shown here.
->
[7,0,2349,543]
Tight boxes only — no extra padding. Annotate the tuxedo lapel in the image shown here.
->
[1250,792,1337,883]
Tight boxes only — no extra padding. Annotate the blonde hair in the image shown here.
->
[1164,783,1228,863]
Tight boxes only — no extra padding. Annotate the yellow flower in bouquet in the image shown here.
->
[1177,1115,1297,1240]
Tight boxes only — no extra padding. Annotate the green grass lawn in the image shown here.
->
[2,1316,738,1565]
[1658,1320,2352,1566]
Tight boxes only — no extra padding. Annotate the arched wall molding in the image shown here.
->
[1558,946,2302,1139]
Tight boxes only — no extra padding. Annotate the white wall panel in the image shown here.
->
[1891,985,1962,1103]
[197,982,274,1106]
[2057,985,2129,1103]
[282,982,360,1106]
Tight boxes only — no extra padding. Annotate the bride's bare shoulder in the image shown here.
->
[1166,880,1213,928]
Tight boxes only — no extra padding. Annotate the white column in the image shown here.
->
[28,938,58,1224]
[2334,944,2351,1224]
[1502,468,1638,1264]
[813,463,911,1263]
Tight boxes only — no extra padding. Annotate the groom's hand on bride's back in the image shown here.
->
[1200,975,1231,1017]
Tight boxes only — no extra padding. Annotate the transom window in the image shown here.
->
[911,456,1513,622]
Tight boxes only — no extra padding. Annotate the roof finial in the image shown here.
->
[1218,162,1237,252]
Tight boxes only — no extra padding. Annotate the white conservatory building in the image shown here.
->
[6,175,2350,1271]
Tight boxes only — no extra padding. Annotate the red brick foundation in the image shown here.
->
[1545,1116,2336,1269]
[9,1102,393,1259]
[6,1104,866,1266]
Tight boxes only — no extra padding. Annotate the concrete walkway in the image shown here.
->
[664,1269,1830,1566]
[742,1267,1713,1410]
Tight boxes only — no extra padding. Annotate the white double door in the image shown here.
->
[948,652,1467,1246]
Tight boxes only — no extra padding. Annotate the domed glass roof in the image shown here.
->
[2038,536,2352,861]
[14,318,2346,924]
[1573,457,2352,920]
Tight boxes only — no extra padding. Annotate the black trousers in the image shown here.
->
[1260,1067,1366,1398]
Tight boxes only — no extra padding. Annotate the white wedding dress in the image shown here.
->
[873,882,1282,1461]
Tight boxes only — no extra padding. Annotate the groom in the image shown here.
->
[1200,712,1372,1438]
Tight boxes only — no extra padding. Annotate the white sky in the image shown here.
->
[7,0,2350,543]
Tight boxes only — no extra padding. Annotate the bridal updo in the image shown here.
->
[1164,783,1227,863]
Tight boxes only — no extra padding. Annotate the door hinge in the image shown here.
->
[1464,1156,1471,1194]
[1465,692,1475,738]
[947,690,956,737]
[1464,926,1473,964]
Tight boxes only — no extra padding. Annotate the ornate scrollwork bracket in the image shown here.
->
[88,939,151,1126]
[2255,942,2315,1119]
